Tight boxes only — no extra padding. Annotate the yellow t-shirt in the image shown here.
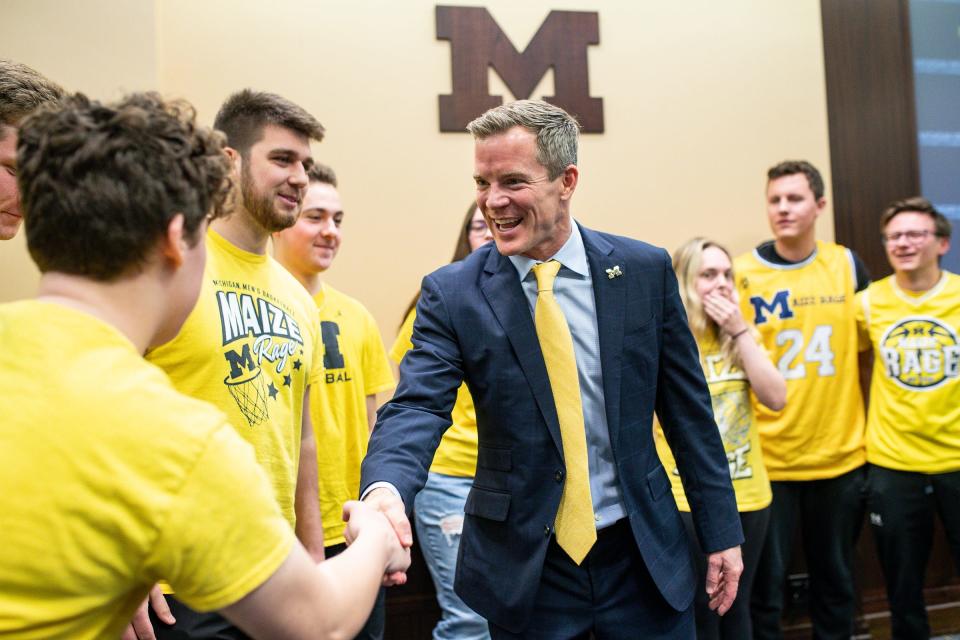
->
[654,334,772,511]
[147,229,323,527]
[734,241,866,480]
[390,308,478,477]
[0,301,293,640]
[856,273,960,473]
[311,283,395,546]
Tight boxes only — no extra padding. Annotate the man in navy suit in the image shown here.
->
[361,100,744,639]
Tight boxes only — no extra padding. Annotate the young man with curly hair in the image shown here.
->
[0,92,408,640]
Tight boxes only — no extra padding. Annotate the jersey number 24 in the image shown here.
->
[775,325,836,380]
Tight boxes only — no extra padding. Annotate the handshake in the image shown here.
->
[343,488,414,585]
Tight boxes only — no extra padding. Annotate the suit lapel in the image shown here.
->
[581,226,625,450]
[480,249,564,457]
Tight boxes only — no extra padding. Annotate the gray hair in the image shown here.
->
[466,100,579,179]
[0,59,64,130]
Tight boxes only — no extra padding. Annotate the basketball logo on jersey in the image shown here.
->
[749,290,794,325]
[879,316,960,390]
[216,289,306,426]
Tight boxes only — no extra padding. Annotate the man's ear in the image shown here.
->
[559,164,579,201]
[814,197,827,218]
[938,236,951,258]
[160,213,187,268]
[224,146,241,174]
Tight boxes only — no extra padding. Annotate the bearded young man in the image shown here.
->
[145,89,329,639]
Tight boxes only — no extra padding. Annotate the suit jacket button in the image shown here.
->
[554,470,563,483]
[544,525,551,537]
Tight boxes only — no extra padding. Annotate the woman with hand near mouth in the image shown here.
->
[391,203,494,640]
[655,238,786,640]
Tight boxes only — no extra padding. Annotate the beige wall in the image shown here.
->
[2,0,833,344]
[0,0,158,301]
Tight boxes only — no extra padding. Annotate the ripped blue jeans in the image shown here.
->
[414,472,491,640]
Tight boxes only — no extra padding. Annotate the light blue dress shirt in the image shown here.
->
[507,221,626,529]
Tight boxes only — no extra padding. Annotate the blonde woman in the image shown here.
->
[655,238,786,640]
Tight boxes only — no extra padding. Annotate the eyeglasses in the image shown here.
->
[468,221,490,234]
[881,229,939,245]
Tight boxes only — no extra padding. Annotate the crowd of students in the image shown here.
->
[1,58,958,640]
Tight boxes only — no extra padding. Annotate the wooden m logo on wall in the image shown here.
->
[436,6,604,133]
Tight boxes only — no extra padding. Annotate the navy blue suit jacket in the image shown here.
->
[361,225,743,632]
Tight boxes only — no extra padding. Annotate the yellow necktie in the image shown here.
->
[532,260,596,564]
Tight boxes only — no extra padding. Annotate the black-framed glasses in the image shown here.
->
[881,229,940,245]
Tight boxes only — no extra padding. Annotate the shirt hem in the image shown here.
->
[866,455,960,475]
[765,454,866,481]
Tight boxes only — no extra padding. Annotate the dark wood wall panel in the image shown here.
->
[822,0,920,280]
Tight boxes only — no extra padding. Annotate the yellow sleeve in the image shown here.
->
[389,309,416,365]
[361,309,396,395]
[307,313,325,385]
[855,289,871,352]
[146,425,295,612]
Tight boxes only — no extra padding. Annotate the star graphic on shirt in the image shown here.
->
[293,359,302,370]
[283,374,292,387]
[268,382,279,399]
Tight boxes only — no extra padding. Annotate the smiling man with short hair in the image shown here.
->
[857,196,960,640]
[146,88,328,639]
[360,100,743,639]
[735,160,871,640]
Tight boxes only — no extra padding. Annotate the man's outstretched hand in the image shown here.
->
[353,487,413,586]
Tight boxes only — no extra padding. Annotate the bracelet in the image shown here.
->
[731,328,750,340]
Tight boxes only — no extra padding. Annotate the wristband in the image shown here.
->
[731,328,749,340]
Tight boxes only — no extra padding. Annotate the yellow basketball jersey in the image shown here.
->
[856,272,960,473]
[654,334,772,511]
[734,241,866,480]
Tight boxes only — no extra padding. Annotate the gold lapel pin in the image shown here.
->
[605,265,623,280]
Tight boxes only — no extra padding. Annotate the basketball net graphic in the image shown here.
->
[224,365,269,427]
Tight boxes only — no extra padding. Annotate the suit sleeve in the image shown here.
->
[359,274,463,511]
[653,249,744,553]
